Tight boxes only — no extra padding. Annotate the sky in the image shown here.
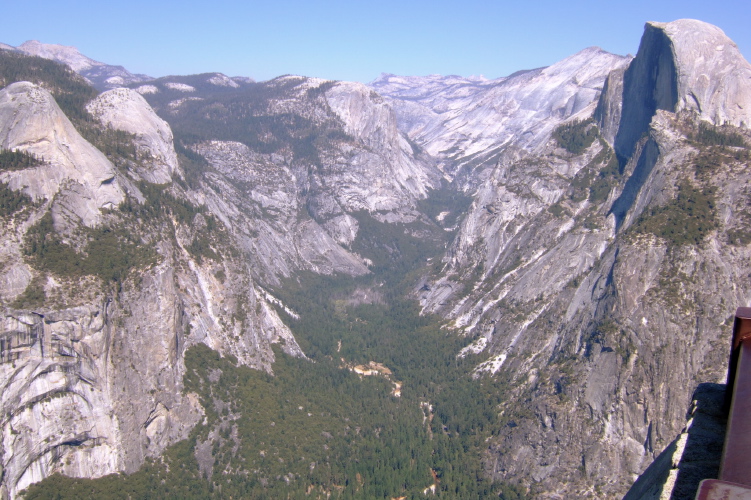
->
[3,0,750,83]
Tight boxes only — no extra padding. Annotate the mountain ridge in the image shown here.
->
[3,40,152,91]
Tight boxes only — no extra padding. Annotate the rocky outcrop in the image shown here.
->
[411,20,751,498]
[594,65,627,145]
[179,77,441,284]
[614,22,679,161]
[0,78,308,497]
[661,20,751,127]
[326,82,440,210]
[623,383,726,500]
[192,140,371,284]
[0,82,124,227]
[415,107,745,497]
[0,246,306,497]
[86,88,179,184]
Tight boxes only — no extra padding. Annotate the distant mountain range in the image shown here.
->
[2,40,152,90]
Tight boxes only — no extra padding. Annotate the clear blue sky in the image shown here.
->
[3,0,750,83]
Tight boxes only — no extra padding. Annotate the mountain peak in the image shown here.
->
[613,18,751,161]
[18,40,99,72]
[649,19,751,126]
[13,40,152,91]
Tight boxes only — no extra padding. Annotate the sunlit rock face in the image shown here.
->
[13,40,152,90]
[371,47,631,186]
[614,19,751,161]
[86,88,179,184]
[325,81,441,211]
[0,82,124,227]
[0,79,306,498]
[661,19,751,127]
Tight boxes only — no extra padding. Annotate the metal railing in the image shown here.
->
[695,307,751,499]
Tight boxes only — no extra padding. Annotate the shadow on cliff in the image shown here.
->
[609,21,678,232]
[623,383,727,500]
[610,137,659,231]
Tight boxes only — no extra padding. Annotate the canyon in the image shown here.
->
[1,18,750,498]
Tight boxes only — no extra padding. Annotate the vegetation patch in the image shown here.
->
[552,118,598,155]
[23,212,156,285]
[692,122,747,148]
[566,139,620,203]
[727,223,751,246]
[186,234,219,264]
[588,146,620,203]
[137,75,351,167]
[174,140,211,190]
[121,182,206,225]
[632,180,718,246]
[11,276,46,309]
[81,126,141,170]
[350,211,449,290]
[0,181,33,217]
[548,202,569,218]
[0,50,97,122]
[416,186,473,230]
[0,148,44,172]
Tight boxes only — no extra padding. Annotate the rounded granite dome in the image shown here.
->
[649,19,751,127]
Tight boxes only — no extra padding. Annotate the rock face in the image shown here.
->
[0,82,124,226]
[325,82,439,209]
[86,88,178,184]
[613,20,751,162]
[134,74,441,283]
[661,20,751,127]
[192,139,372,282]
[0,78,307,497]
[371,47,631,185]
